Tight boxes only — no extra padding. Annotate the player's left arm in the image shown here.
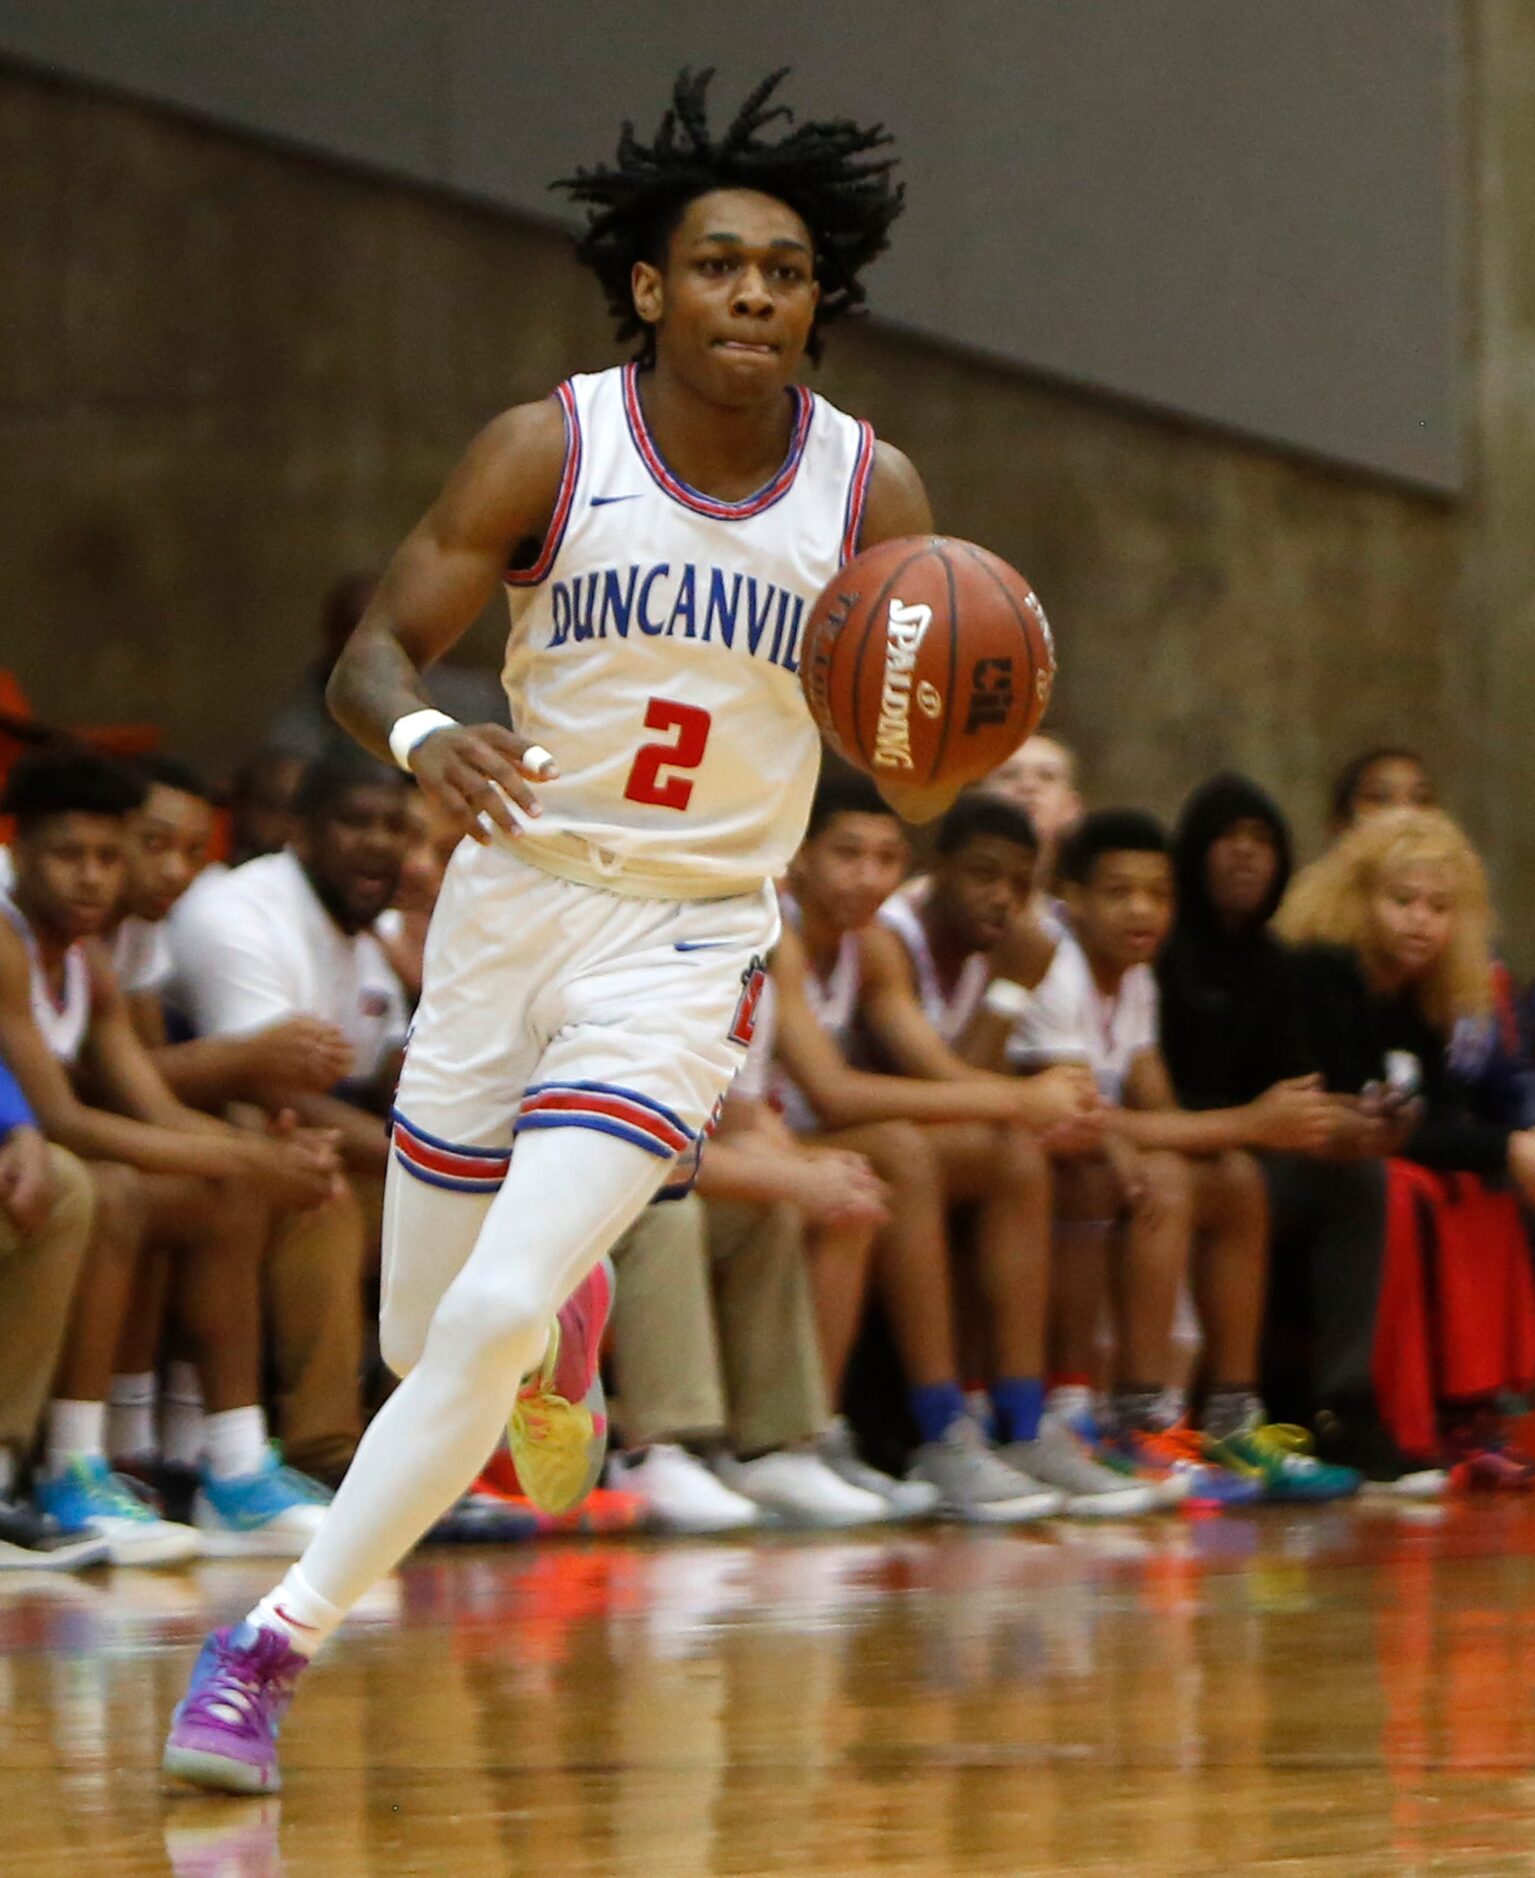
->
[1109,1046,1337,1156]
[857,444,957,826]
[859,924,992,1083]
[83,947,225,1137]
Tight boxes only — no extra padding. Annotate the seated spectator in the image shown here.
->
[1157,776,1438,1491]
[1001,810,1357,1504]
[0,1050,104,1569]
[769,775,1103,1524]
[1329,746,1434,836]
[1276,807,1535,1478]
[376,787,461,1004]
[0,750,338,1563]
[224,748,308,869]
[983,732,1085,905]
[263,574,506,764]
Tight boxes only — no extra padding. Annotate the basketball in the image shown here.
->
[799,536,1057,790]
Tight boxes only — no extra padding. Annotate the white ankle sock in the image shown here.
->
[108,1372,158,1463]
[248,1564,345,1659]
[204,1406,269,1482]
[47,1400,107,1475]
[161,1360,206,1469]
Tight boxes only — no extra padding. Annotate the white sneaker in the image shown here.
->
[818,1417,940,1519]
[716,1449,895,1529]
[1004,1417,1159,1519]
[607,1445,762,1534]
[908,1418,1065,1524]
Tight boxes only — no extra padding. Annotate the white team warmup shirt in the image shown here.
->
[167,849,408,1087]
[768,892,863,1135]
[1006,932,1159,1105]
[499,363,874,900]
[0,884,90,1068]
[875,892,990,1044]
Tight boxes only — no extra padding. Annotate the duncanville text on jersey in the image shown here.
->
[547,562,808,673]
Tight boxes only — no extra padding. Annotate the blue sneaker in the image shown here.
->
[35,1456,201,1566]
[163,1623,308,1794]
[1116,1425,1265,1510]
[193,1448,332,1558]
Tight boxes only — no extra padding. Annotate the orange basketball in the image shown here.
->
[799,536,1057,789]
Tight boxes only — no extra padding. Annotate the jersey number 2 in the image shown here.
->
[622,698,712,811]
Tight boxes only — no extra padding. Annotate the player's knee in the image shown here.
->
[996,1121,1050,1190]
[1140,1151,1193,1220]
[865,1121,937,1194]
[88,1161,147,1256]
[428,1268,550,1381]
[1206,1149,1267,1227]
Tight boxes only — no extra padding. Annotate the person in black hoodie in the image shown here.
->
[1160,776,1438,1490]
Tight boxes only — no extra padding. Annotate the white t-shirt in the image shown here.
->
[167,849,408,1085]
[1007,933,1158,1105]
[112,916,173,996]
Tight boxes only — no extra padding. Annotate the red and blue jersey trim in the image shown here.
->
[515,1079,696,1160]
[839,420,877,565]
[505,380,582,587]
[392,1111,512,1194]
[621,361,813,521]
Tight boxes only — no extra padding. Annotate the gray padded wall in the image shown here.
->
[0,0,1460,488]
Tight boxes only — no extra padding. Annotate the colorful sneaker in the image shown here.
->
[162,1623,308,1794]
[1312,1407,1446,1498]
[1445,1411,1535,1492]
[0,1495,111,1572]
[192,1448,332,1558]
[35,1457,201,1566]
[507,1257,615,1515]
[1116,1425,1264,1511]
[1048,1389,1190,1508]
[1207,1423,1362,1504]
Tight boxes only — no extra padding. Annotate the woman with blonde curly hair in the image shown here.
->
[1277,808,1535,1484]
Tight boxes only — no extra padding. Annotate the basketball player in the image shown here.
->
[165,69,953,1792]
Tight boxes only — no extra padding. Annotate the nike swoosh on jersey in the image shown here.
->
[590,493,645,507]
[673,940,732,952]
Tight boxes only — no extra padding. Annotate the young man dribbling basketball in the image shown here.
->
[164,68,955,1793]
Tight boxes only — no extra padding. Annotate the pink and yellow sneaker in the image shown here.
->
[162,1623,309,1794]
[506,1256,615,1515]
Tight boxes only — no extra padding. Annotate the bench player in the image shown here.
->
[165,67,953,1793]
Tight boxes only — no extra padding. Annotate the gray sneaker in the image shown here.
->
[908,1418,1065,1525]
[1003,1417,1159,1519]
[819,1417,940,1520]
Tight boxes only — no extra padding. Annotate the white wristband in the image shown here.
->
[982,977,1033,1021]
[388,709,458,773]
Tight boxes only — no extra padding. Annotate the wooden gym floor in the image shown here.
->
[7,1499,1535,1876]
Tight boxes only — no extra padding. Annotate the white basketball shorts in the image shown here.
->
[389,840,777,1198]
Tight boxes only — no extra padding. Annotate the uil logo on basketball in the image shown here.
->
[728,957,769,1047]
[965,657,1015,734]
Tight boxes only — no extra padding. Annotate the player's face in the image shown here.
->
[638,189,820,403]
[1348,757,1433,824]
[123,784,215,923]
[1205,817,1280,929]
[987,737,1082,843]
[13,813,127,942]
[933,835,1036,952]
[299,785,410,932]
[1068,850,1174,972]
[795,813,909,934]
[1368,861,1455,984]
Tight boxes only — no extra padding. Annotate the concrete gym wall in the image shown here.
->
[0,63,1464,881]
[0,0,1461,490]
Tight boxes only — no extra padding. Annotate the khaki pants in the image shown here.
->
[609,1193,828,1455]
[263,1176,372,1479]
[0,1147,94,1466]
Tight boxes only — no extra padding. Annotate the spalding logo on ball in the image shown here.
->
[800,536,1057,790]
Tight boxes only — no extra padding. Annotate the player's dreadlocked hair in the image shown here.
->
[553,67,903,364]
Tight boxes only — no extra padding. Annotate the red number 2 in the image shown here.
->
[622,698,712,811]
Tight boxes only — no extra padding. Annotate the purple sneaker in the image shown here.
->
[162,1623,308,1793]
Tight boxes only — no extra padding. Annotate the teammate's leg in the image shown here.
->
[1188,1150,1270,1437]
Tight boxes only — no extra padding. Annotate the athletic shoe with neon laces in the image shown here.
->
[1004,1416,1160,1519]
[1115,1424,1264,1510]
[818,1416,941,1520]
[507,1256,615,1515]
[1047,1387,1190,1508]
[35,1457,201,1565]
[192,1448,333,1557]
[908,1417,1066,1524]
[162,1622,309,1794]
[1205,1424,1362,1504]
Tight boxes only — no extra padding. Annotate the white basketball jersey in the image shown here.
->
[501,364,875,898]
[876,893,989,1044]
[0,888,90,1068]
[770,892,863,1133]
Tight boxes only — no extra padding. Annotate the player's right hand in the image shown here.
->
[409,723,560,844]
[1009,1064,1101,1134]
[247,1017,354,1094]
[792,1150,890,1227]
[1249,1075,1338,1153]
[242,1125,344,1212]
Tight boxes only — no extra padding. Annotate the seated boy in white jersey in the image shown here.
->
[103,755,372,1491]
[0,751,342,1564]
[772,777,1152,1522]
[990,810,1350,1499]
[164,69,962,1793]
